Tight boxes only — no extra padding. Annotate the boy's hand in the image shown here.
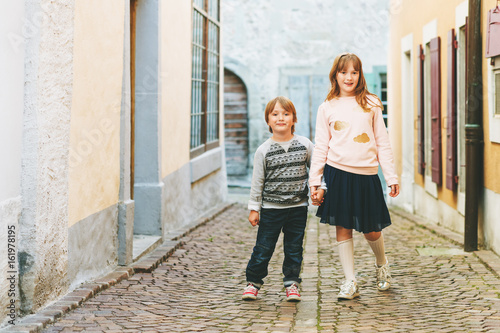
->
[310,186,325,206]
[389,184,400,198]
[313,188,325,206]
[248,210,260,226]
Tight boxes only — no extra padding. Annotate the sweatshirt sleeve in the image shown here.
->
[248,147,266,212]
[306,137,328,191]
[372,104,398,186]
[309,103,331,187]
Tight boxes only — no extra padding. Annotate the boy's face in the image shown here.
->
[267,102,294,135]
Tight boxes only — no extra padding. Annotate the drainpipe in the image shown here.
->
[464,0,483,252]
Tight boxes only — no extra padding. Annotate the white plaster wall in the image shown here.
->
[482,188,500,255]
[222,0,391,160]
[0,2,24,324]
[68,205,118,291]
[414,185,500,256]
[0,0,24,202]
[413,185,465,233]
[0,198,21,327]
[162,164,228,236]
[19,0,74,313]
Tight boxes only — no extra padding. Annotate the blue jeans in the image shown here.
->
[245,206,308,287]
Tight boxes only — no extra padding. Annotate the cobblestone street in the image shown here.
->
[29,202,500,332]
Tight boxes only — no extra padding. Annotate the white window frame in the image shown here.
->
[488,56,500,143]
[400,33,414,213]
[422,19,438,198]
[456,0,468,215]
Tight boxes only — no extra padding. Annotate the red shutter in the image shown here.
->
[446,29,458,191]
[430,37,442,185]
[417,44,425,175]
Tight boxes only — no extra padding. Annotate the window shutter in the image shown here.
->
[486,6,500,58]
[430,36,442,185]
[446,29,458,191]
[418,44,425,175]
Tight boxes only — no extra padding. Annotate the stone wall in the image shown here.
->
[222,0,392,169]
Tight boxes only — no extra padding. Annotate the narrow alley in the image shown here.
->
[13,201,500,333]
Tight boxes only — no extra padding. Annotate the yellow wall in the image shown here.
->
[388,0,496,210]
[160,0,192,178]
[483,0,500,192]
[68,0,124,226]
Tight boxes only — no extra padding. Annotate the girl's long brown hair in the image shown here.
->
[326,53,383,112]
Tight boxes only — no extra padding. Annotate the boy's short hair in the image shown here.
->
[264,96,298,134]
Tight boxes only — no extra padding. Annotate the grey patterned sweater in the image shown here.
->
[248,135,324,212]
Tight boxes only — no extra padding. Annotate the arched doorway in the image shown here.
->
[224,69,249,178]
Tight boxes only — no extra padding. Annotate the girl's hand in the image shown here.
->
[248,210,260,226]
[310,186,318,202]
[312,188,325,206]
[310,186,324,206]
[389,184,400,198]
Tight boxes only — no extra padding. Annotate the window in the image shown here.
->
[457,26,467,193]
[446,28,457,191]
[495,63,500,117]
[379,73,388,127]
[417,44,425,175]
[191,0,220,158]
[285,73,330,141]
[489,55,500,143]
[424,43,432,179]
[422,37,442,187]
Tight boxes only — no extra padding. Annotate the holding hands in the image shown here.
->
[310,186,325,206]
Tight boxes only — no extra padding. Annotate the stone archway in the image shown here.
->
[224,69,248,177]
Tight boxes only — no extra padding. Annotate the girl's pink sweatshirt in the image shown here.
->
[309,95,398,187]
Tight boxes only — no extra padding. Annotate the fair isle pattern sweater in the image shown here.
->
[309,95,398,187]
[248,135,313,212]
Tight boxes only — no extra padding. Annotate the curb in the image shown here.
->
[1,202,234,333]
[390,207,500,278]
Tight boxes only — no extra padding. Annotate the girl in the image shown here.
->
[309,53,399,299]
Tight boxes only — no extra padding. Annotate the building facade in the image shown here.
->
[221,0,392,183]
[388,0,500,252]
[0,0,226,326]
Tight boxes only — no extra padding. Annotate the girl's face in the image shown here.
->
[336,61,359,97]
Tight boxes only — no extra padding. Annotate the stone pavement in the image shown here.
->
[8,202,500,332]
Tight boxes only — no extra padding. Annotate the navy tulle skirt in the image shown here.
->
[316,164,391,233]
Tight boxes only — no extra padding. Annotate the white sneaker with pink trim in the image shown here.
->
[285,283,301,302]
[242,283,259,300]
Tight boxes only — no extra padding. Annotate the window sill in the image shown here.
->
[190,147,222,183]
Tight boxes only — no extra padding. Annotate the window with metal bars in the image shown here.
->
[190,0,220,158]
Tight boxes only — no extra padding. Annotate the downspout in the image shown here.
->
[464,0,483,252]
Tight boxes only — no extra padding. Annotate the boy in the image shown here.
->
[242,96,325,301]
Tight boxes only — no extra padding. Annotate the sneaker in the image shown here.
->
[242,283,259,300]
[337,280,360,299]
[285,283,301,302]
[376,260,391,291]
